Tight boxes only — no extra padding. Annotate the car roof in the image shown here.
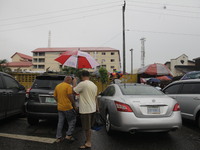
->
[36,74,65,80]
[170,79,200,84]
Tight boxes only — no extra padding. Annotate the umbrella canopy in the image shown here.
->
[156,76,172,81]
[55,50,99,69]
[138,63,173,76]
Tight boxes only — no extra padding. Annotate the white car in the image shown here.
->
[98,83,182,135]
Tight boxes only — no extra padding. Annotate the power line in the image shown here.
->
[0,5,121,27]
[128,4,200,14]
[0,9,120,32]
[127,9,200,19]
[127,0,200,9]
[0,1,122,21]
[128,29,200,37]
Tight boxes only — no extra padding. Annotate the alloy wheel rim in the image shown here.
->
[106,113,110,132]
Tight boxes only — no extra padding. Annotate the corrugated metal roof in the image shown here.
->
[6,61,32,67]
[32,47,119,52]
[11,52,32,60]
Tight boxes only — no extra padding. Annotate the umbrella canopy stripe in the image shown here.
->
[138,63,173,76]
[55,50,99,69]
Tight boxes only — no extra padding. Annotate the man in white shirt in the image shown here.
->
[73,70,98,149]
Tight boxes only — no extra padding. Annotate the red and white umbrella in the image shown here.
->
[138,63,173,76]
[55,50,99,69]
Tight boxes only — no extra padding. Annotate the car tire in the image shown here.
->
[105,112,113,135]
[27,117,39,125]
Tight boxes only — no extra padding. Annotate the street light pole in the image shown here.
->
[122,1,126,75]
[130,48,133,74]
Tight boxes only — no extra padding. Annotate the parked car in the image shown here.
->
[0,71,26,120]
[25,74,66,125]
[180,71,200,80]
[162,79,200,128]
[98,83,182,135]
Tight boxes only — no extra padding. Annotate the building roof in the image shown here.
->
[32,47,119,52]
[194,57,200,60]
[11,52,32,60]
[6,61,32,67]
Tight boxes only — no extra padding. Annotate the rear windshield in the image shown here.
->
[119,85,164,95]
[32,76,64,89]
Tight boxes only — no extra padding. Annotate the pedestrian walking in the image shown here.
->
[54,76,77,143]
[73,70,98,149]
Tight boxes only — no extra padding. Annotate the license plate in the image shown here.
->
[147,106,160,114]
[45,97,56,103]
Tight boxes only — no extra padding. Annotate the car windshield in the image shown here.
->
[32,79,63,90]
[119,85,164,95]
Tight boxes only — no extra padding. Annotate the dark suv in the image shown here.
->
[0,72,26,120]
[26,74,65,125]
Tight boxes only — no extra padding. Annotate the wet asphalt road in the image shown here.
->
[0,117,200,150]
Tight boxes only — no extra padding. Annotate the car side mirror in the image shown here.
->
[98,92,103,96]
[19,84,25,90]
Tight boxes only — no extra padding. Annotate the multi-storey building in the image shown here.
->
[31,47,121,72]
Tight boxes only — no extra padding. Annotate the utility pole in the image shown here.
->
[122,1,126,75]
[130,48,133,74]
[140,37,146,67]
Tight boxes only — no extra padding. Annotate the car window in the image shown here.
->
[120,85,163,95]
[101,86,115,96]
[0,76,3,89]
[32,79,63,90]
[180,83,200,94]
[106,86,115,96]
[163,84,181,94]
[3,75,19,89]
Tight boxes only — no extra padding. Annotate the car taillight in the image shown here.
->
[114,101,133,112]
[26,88,31,98]
[173,103,180,111]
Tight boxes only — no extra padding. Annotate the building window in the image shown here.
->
[39,52,45,56]
[111,66,115,69]
[111,59,115,62]
[111,52,115,55]
[33,58,37,62]
[39,58,45,62]
[38,65,45,69]
[102,65,106,68]
[33,52,38,56]
[102,52,106,55]
[33,65,37,69]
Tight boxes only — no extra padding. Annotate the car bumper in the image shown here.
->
[26,100,58,119]
[110,111,182,132]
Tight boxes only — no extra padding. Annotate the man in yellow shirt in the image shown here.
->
[54,76,76,143]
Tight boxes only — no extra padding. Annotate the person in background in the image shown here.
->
[54,76,77,143]
[73,70,98,149]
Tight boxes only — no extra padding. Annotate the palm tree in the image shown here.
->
[0,59,11,72]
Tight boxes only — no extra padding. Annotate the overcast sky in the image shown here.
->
[0,0,200,73]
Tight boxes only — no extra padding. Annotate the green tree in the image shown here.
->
[60,66,82,78]
[0,59,11,72]
[99,67,108,84]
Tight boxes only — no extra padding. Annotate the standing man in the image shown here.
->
[73,70,98,149]
[54,76,77,143]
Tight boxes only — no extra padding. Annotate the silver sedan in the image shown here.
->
[98,83,182,134]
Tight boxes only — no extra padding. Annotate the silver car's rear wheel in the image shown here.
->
[106,112,113,135]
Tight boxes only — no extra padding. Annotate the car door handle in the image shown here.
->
[194,97,200,100]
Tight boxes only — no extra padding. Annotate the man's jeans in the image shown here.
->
[56,109,76,139]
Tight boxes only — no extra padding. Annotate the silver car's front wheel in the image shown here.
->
[106,112,113,135]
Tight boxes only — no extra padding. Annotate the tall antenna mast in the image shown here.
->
[140,37,146,67]
[48,30,51,48]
